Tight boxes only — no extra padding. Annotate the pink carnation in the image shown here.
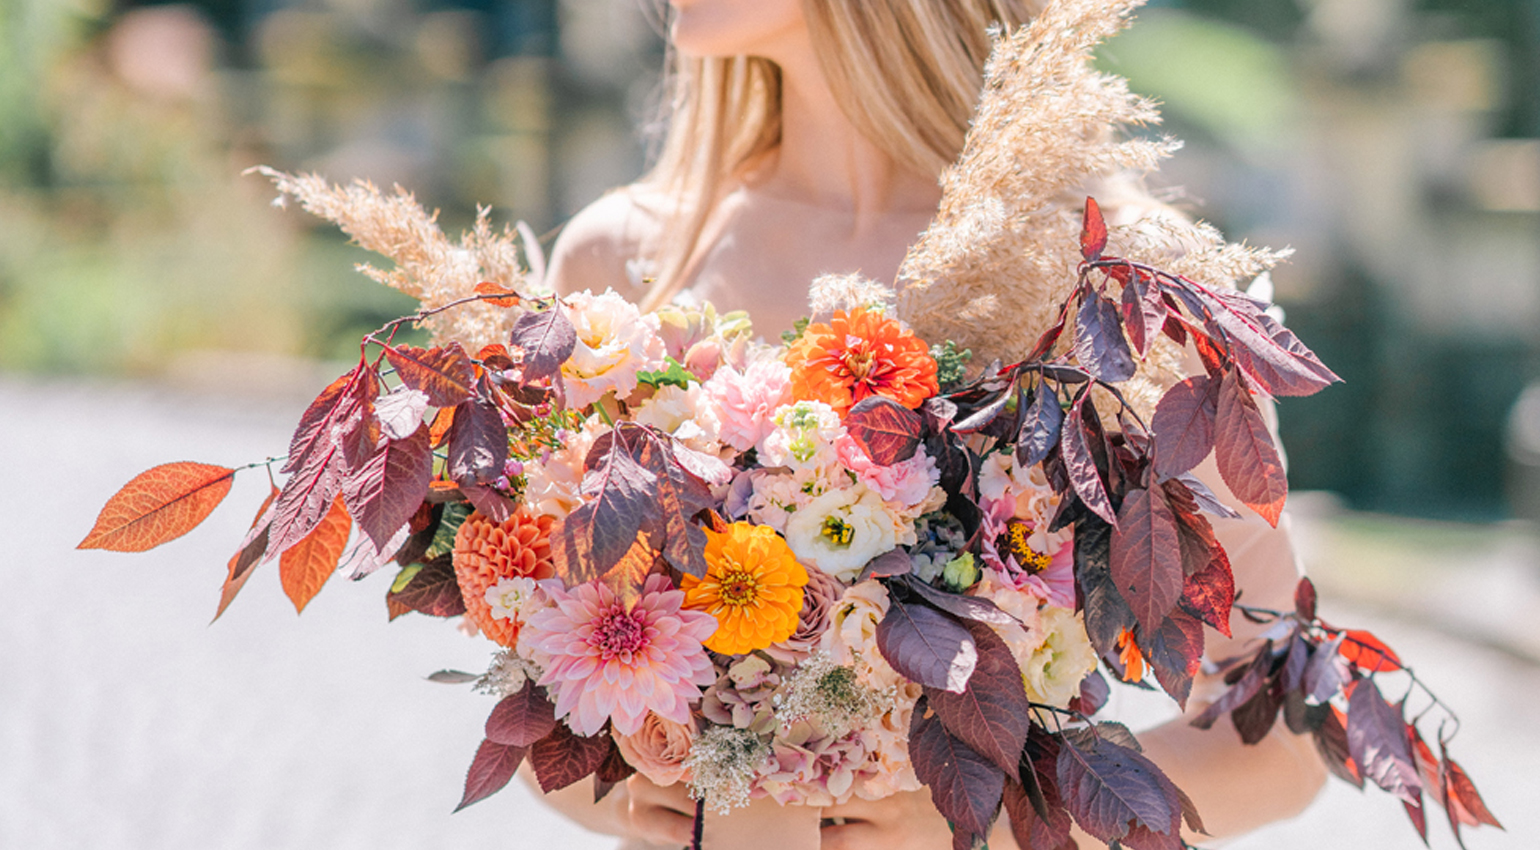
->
[703,359,790,452]
[835,435,939,507]
[524,574,717,736]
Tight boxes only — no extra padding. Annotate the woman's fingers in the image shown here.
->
[625,775,696,846]
[819,790,960,850]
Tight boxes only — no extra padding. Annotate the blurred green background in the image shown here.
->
[2,0,1538,522]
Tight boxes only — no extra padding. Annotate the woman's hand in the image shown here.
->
[624,774,822,850]
[818,789,959,850]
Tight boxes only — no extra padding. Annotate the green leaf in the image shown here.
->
[636,356,700,390]
[780,316,811,346]
[391,564,424,593]
[426,501,471,559]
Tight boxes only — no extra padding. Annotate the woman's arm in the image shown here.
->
[543,187,663,298]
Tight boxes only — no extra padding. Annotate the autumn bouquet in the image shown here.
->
[81,0,1503,846]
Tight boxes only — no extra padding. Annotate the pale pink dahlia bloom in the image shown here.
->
[523,574,717,736]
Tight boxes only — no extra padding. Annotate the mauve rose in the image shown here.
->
[614,713,697,787]
[766,566,844,664]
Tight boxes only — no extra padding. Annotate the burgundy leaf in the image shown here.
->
[1080,197,1108,262]
[1144,611,1205,710]
[1070,670,1111,717]
[1294,576,1318,622]
[1316,706,1364,788]
[266,439,345,559]
[385,554,466,617]
[1024,309,1069,363]
[1121,274,1151,357]
[1061,395,1116,525]
[619,426,714,579]
[344,423,434,551]
[1208,302,1337,398]
[1280,631,1311,694]
[1056,728,1180,845]
[386,342,476,408]
[551,444,655,587]
[1213,369,1287,526]
[1439,739,1502,834]
[1075,517,1134,656]
[1231,679,1283,745]
[454,738,526,811]
[1178,554,1235,638]
[447,396,508,488]
[375,385,431,441]
[486,682,557,747]
[283,365,367,475]
[1347,678,1421,804]
[925,621,1034,775]
[1110,487,1185,633]
[459,480,515,524]
[510,305,577,384]
[952,388,1013,436]
[1151,376,1217,480]
[1172,472,1240,518]
[1016,382,1064,468]
[1075,292,1137,384]
[909,700,1005,840]
[530,722,613,793]
[392,501,442,568]
[876,600,978,693]
[846,396,924,464]
[902,577,1018,627]
[1191,642,1272,730]
[857,548,914,581]
[1304,632,1350,704]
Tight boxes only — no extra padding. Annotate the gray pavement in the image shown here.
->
[3,374,1531,848]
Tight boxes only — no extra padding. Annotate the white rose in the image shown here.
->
[560,289,664,408]
[784,485,899,582]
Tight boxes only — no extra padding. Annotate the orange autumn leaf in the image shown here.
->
[430,405,455,447]
[214,483,280,622]
[79,462,236,552]
[474,281,521,308]
[279,495,351,613]
[1338,629,1402,673]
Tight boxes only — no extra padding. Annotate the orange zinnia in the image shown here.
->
[786,308,939,415]
[452,508,556,646]
[680,522,808,655]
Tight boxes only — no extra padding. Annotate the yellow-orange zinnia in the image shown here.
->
[786,308,939,415]
[681,522,808,655]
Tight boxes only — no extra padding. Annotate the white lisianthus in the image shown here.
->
[630,382,721,454]
[1021,607,1098,708]
[784,485,899,582]
[759,400,845,473]
[560,289,664,408]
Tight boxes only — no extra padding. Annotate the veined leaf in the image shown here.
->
[214,484,279,622]
[530,723,613,793]
[910,701,1005,841]
[385,342,476,408]
[344,423,434,551]
[279,495,350,613]
[486,682,557,747]
[876,600,977,694]
[455,738,527,811]
[846,396,923,464]
[510,305,577,384]
[385,553,466,617]
[1061,394,1116,526]
[1151,376,1217,480]
[1075,292,1136,384]
[1080,197,1108,262]
[1213,369,1287,526]
[1110,487,1184,633]
[80,462,236,552]
[925,621,1033,776]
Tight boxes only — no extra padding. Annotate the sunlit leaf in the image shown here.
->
[279,495,350,613]
[80,462,236,552]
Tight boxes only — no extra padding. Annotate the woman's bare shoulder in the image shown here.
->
[545,185,671,296]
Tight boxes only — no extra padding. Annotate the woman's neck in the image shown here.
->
[751,41,942,225]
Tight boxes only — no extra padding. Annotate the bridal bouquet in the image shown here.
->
[79,2,1499,848]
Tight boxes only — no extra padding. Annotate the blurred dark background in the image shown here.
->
[3,0,1538,522]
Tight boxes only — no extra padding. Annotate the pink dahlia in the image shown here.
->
[523,574,718,736]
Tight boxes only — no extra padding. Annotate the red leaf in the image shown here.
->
[847,396,924,463]
[1439,738,1502,832]
[429,406,455,447]
[344,423,434,551]
[877,600,978,693]
[214,484,279,622]
[283,368,357,474]
[1074,292,1136,383]
[1294,576,1318,622]
[1179,555,1235,638]
[909,700,1006,839]
[485,682,557,747]
[1151,376,1217,480]
[1212,369,1286,526]
[385,343,476,408]
[530,722,613,792]
[454,738,527,811]
[1061,395,1116,525]
[1145,612,1205,709]
[925,621,1034,775]
[550,433,655,591]
[1315,705,1363,788]
[1080,197,1108,262]
[1024,309,1069,362]
[385,553,467,618]
[1191,333,1225,378]
[1111,488,1185,633]
[474,280,521,308]
[80,462,235,552]
[266,438,345,558]
[1338,629,1402,673]
[279,495,350,613]
[510,305,577,384]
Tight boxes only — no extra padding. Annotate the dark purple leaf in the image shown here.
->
[618,426,714,579]
[344,423,434,551]
[1075,517,1134,656]
[1304,632,1350,704]
[530,722,613,793]
[1191,641,1272,730]
[1070,669,1111,717]
[1178,552,1235,638]
[1075,292,1137,383]
[876,600,977,693]
[1061,395,1116,525]
[857,548,914,582]
[266,439,344,559]
[1172,472,1240,519]
[1207,301,1337,398]
[1016,382,1064,468]
[953,387,1014,436]
[510,305,577,384]
[1294,576,1318,622]
[1056,728,1180,844]
[901,576,1018,626]
[1232,679,1283,745]
[386,342,476,408]
[1145,611,1205,709]
[1213,369,1287,526]
[1151,376,1217,480]
[1110,487,1185,633]
[385,554,467,618]
[925,621,1034,775]
[1315,706,1363,788]
[1347,679,1421,804]
[455,738,527,811]
[1280,631,1310,693]
[459,480,515,523]
[845,396,923,464]
[485,682,557,747]
[909,700,1005,839]
[551,437,655,587]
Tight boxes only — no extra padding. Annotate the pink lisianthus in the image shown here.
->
[834,435,940,508]
[523,574,717,736]
[978,491,1076,609]
[703,358,791,452]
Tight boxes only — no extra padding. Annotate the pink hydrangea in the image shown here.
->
[523,574,717,736]
[703,358,790,452]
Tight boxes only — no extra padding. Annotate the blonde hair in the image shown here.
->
[638,0,1045,311]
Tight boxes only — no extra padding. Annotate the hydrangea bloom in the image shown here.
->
[523,574,717,736]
